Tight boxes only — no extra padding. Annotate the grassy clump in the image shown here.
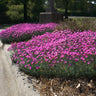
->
[56,18,96,32]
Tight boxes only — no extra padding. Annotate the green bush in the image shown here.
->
[6,5,24,23]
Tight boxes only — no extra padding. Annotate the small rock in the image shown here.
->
[23,78,25,80]
[21,73,25,76]
[0,41,3,48]
[76,83,80,88]
[90,80,93,83]
[87,83,93,88]
[27,79,32,84]
[36,80,40,84]
[33,89,36,91]
[24,83,26,85]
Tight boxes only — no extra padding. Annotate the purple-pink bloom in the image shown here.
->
[20,57,23,61]
[36,66,40,69]
[64,61,67,63]
[24,65,27,68]
[29,66,31,69]
[69,64,71,66]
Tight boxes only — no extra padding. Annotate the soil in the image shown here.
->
[26,76,96,96]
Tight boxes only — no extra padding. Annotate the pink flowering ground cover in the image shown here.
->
[0,23,57,43]
[8,30,96,78]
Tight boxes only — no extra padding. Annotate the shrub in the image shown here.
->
[8,30,96,79]
[6,5,24,23]
[56,18,96,32]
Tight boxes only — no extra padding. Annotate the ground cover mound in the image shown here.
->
[8,30,96,79]
[0,23,57,43]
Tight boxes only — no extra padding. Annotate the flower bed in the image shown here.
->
[0,23,57,43]
[8,30,96,78]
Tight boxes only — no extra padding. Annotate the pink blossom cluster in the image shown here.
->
[0,23,57,39]
[8,30,96,70]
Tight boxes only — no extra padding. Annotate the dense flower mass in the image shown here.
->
[8,30,96,77]
[0,23,57,43]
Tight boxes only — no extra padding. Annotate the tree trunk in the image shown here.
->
[65,0,68,19]
[24,2,27,22]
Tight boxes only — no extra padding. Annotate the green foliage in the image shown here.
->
[6,5,24,23]
[6,0,45,23]
[16,57,96,79]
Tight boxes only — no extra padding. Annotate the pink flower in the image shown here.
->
[28,64,30,66]
[83,60,86,63]
[40,61,43,63]
[91,58,94,61]
[22,61,25,64]
[29,66,31,69]
[60,55,64,58]
[57,61,59,63]
[24,65,27,68]
[80,57,85,61]
[20,57,23,60]
[64,61,67,63]
[87,61,90,64]
[36,66,40,69]
[27,60,30,62]
[31,61,34,64]
[85,55,88,58]
[74,58,79,61]
[69,63,71,66]
[49,64,51,66]
[52,64,54,67]
[16,61,19,64]
[60,59,63,62]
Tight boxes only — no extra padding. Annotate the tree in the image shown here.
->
[7,0,45,22]
[23,0,28,22]
[55,0,72,19]
[31,0,45,22]
[64,0,68,19]
[0,0,8,24]
[55,0,95,18]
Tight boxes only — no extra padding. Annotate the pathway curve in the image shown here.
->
[0,47,19,96]
[0,29,40,96]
